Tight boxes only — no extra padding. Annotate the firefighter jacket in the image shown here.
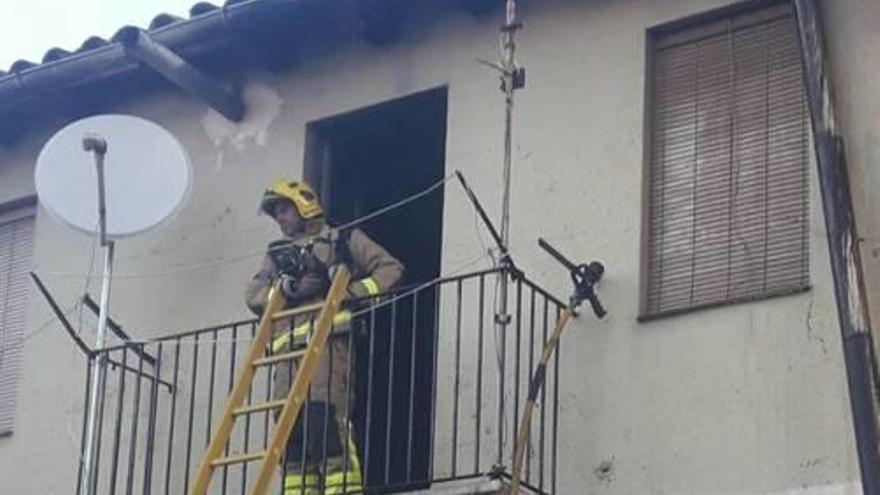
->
[244,219,404,348]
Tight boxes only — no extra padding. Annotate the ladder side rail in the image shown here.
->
[187,282,286,495]
[249,266,352,495]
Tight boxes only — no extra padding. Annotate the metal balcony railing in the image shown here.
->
[75,267,566,494]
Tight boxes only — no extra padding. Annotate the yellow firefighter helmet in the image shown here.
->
[260,178,323,219]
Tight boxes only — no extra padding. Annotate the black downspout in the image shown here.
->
[793,1,880,493]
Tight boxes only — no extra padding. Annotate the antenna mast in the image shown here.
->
[79,135,114,495]
[493,0,525,469]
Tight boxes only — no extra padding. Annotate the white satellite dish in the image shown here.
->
[33,114,191,495]
[35,114,191,238]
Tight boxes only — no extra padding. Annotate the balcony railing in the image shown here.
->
[75,267,566,494]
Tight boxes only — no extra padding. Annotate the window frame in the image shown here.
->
[0,195,37,436]
[638,0,810,321]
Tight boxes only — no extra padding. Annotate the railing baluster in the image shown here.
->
[72,267,573,495]
[343,312,356,494]
[183,334,199,493]
[241,322,255,495]
[109,348,128,495]
[321,325,333,490]
[207,329,219,448]
[299,330,310,495]
[451,279,462,477]
[263,344,271,452]
[223,326,238,494]
[526,288,536,485]
[125,348,145,495]
[364,306,377,487]
[475,275,485,475]
[539,299,548,491]
[513,279,522,463]
[552,305,561,494]
[497,272,507,467]
[94,353,110,493]
[406,290,419,482]
[163,339,181,495]
[142,343,162,495]
[76,357,93,495]
[384,301,398,484]
[428,283,441,482]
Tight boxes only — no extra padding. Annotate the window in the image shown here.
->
[642,2,810,319]
[0,199,35,435]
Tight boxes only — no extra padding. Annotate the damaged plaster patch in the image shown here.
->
[594,456,614,484]
[201,81,284,160]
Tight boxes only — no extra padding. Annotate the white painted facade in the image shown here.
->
[0,0,878,493]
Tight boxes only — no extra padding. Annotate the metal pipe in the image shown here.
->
[80,240,115,495]
[80,132,113,494]
[115,27,244,122]
[792,1,880,492]
[82,294,156,366]
[29,272,91,355]
[0,0,303,116]
[496,0,521,472]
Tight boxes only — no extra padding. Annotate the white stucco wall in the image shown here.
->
[822,0,880,337]
[0,0,872,493]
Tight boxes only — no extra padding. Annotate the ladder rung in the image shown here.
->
[272,302,324,321]
[210,451,266,467]
[252,349,307,367]
[232,400,286,416]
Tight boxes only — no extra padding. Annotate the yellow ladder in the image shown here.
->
[187,265,352,495]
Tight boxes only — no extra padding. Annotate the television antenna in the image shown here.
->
[34,114,191,495]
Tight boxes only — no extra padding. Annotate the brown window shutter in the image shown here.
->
[0,205,35,435]
[643,2,810,318]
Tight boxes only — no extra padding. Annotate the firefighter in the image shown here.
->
[245,178,403,495]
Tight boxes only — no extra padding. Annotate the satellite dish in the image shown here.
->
[35,114,191,238]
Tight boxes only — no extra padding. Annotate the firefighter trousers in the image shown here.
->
[273,331,362,494]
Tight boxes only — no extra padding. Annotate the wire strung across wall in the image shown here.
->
[83,251,494,348]
[36,173,461,280]
[26,169,514,351]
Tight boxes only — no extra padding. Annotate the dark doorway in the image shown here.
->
[304,87,447,490]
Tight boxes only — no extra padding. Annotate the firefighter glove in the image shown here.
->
[279,273,300,299]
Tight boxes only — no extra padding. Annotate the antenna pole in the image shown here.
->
[494,0,523,469]
[80,135,114,495]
